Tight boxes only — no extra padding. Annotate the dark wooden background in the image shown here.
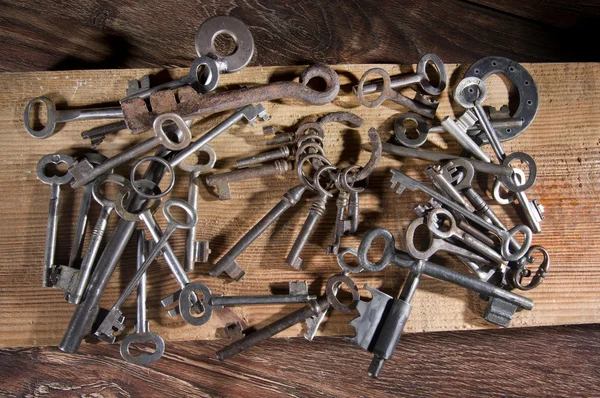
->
[1,0,599,396]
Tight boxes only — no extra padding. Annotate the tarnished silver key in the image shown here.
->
[95,199,197,343]
[180,144,217,272]
[326,190,359,255]
[216,275,359,360]
[68,173,128,304]
[355,68,437,119]
[121,56,221,102]
[353,54,447,97]
[67,153,109,270]
[286,193,329,270]
[24,97,123,139]
[69,113,192,189]
[178,281,316,326]
[37,154,74,287]
[210,184,307,280]
[206,160,290,200]
[441,158,521,251]
[120,231,165,366]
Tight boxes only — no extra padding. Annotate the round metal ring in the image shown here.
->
[296,153,332,192]
[162,198,198,230]
[294,122,325,141]
[195,16,254,73]
[454,77,487,109]
[36,153,74,185]
[153,113,192,151]
[356,68,392,108]
[130,156,176,199]
[297,133,324,149]
[24,97,58,139]
[492,168,526,204]
[313,165,338,197]
[92,173,128,208]
[114,180,161,222]
[179,282,213,326]
[336,247,363,274]
[326,274,360,313]
[498,152,537,193]
[120,332,165,366]
[416,53,447,96]
[357,228,396,272]
[337,165,365,193]
[394,112,429,148]
[295,141,325,166]
[465,56,539,142]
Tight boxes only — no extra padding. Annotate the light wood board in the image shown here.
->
[0,63,598,348]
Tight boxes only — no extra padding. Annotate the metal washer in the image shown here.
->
[195,16,254,73]
[465,56,539,143]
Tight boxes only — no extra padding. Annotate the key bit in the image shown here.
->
[94,308,126,343]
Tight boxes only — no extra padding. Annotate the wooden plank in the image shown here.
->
[1,325,599,397]
[0,62,598,348]
[1,0,598,73]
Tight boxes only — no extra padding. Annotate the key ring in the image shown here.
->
[313,165,338,198]
[130,156,176,199]
[337,165,366,194]
[296,153,332,192]
[114,180,162,222]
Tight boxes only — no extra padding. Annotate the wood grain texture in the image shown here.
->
[1,325,599,397]
[0,62,599,349]
[0,0,599,73]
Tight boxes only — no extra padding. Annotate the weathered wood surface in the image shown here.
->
[0,62,598,349]
[0,0,599,73]
[1,325,599,397]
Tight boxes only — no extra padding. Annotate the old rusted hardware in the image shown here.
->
[121,64,340,133]
[25,35,550,381]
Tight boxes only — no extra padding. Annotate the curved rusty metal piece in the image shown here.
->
[347,127,382,183]
[317,111,364,128]
[122,64,341,133]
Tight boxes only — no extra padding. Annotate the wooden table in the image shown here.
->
[1,1,599,396]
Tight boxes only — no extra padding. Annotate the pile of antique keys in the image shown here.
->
[26,15,549,378]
